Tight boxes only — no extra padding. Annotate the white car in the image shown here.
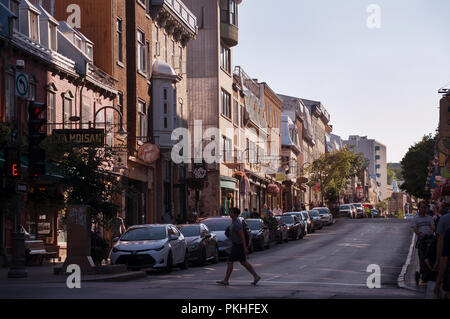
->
[110,224,189,271]
[312,207,334,225]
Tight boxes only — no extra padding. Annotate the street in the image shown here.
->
[0,219,423,299]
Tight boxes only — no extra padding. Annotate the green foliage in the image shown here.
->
[387,163,403,185]
[42,136,123,226]
[400,135,434,199]
[376,200,388,211]
[306,148,366,205]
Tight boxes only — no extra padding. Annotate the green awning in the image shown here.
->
[220,176,237,191]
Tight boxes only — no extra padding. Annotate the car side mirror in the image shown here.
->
[113,237,120,243]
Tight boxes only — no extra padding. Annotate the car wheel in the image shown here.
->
[212,246,219,264]
[180,250,189,270]
[165,251,173,273]
[284,234,289,243]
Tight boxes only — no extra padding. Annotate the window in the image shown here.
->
[30,11,39,42]
[376,164,381,169]
[241,104,245,127]
[233,100,239,126]
[375,155,381,160]
[178,46,183,73]
[5,72,15,121]
[153,26,160,57]
[87,44,93,59]
[75,35,82,49]
[220,44,230,73]
[117,92,124,117]
[106,111,113,146]
[171,40,175,68]
[82,103,90,130]
[9,0,19,31]
[63,95,73,129]
[47,90,56,134]
[49,23,57,51]
[146,40,150,78]
[375,146,380,151]
[137,29,146,73]
[138,100,147,142]
[163,34,167,63]
[222,136,232,163]
[220,0,238,26]
[221,89,231,119]
[116,18,123,62]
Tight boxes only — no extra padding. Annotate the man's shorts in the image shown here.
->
[229,243,246,263]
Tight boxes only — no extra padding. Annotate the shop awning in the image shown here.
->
[220,176,237,191]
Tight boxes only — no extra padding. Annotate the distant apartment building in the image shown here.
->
[183,0,244,215]
[344,135,388,200]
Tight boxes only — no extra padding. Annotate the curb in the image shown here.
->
[81,271,147,282]
[398,233,418,291]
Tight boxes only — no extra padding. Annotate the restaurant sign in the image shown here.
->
[53,129,104,147]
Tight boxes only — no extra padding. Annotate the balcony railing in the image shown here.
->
[152,0,197,34]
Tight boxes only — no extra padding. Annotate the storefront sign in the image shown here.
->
[53,129,104,147]
[138,143,160,164]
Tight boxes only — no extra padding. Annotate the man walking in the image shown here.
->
[109,211,126,247]
[217,208,261,286]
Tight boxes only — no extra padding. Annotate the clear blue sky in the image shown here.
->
[234,0,450,163]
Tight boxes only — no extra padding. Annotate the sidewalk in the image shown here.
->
[398,233,438,298]
[0,260,147,284]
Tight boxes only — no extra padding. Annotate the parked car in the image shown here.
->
[110,224,189,272]
[201,217,253,258]
[312,207,334,226]
[274,216,289,243]
[308,210,323,230]
[370,209,380,218]
[177,224,219,265]
[246,219,270,251]
[283,212,308,236]
[300,211,313,233]
[351,203,365,218]
[280,215,303,240]
[339,204,353,218]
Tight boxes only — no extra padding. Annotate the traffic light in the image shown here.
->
[4,146,21,179]
[28,101,47,178]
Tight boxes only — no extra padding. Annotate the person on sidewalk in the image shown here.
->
[412,201,436,285]
[434,205,450,275]
[434,227,450,299]
[109,212,126,246]
[216,208,261,286]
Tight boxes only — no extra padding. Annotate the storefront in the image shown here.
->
[220,176,238,215]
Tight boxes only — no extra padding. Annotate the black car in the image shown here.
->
[246,219,270,251]
[274,216,289,243]
[280,215,303,240]
[177,224,219,265]
[308,210,323,230]
[201,217,254,258]
[283,212,307,237]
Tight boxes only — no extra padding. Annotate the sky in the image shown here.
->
[233,0,450,163]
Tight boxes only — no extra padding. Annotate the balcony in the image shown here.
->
[221,23,238,47]
[220,0,240,47]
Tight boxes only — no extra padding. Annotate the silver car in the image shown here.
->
[313,207,334,226]
[110,224,189,271]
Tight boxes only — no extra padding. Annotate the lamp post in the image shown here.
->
[93,106,126,136]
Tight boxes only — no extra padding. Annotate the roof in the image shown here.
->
[152,59,176,76]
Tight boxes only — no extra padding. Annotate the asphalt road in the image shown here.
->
[0,218,424,299]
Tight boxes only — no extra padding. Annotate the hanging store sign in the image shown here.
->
[53,129,104,147]
[138,143,160,164]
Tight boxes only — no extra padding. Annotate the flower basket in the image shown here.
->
[233,171,246,181]
[267,184,280,195]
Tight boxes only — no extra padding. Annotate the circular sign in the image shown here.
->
[16,73,29,97]
[193,167,207,179]
[138,143,160,164]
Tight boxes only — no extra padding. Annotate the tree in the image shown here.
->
[42,136,124,226]
[387,163,403,185]
[306,148,366,205]
[400,134,434,200]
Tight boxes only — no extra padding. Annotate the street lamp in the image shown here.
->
[93,106,127,136]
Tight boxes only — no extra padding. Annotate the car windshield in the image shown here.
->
[352,204,362,208]
[120,227,166,241]
[282,216,294,225]
[315,209,328,214]
[340,205,350,210]
[246,220,262,230]
[309,211,320,217]
[202,219,231,232]
[178,225,201,237]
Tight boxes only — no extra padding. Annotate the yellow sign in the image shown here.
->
[276,173,286,182]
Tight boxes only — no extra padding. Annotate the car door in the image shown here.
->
[200,224,211,257]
